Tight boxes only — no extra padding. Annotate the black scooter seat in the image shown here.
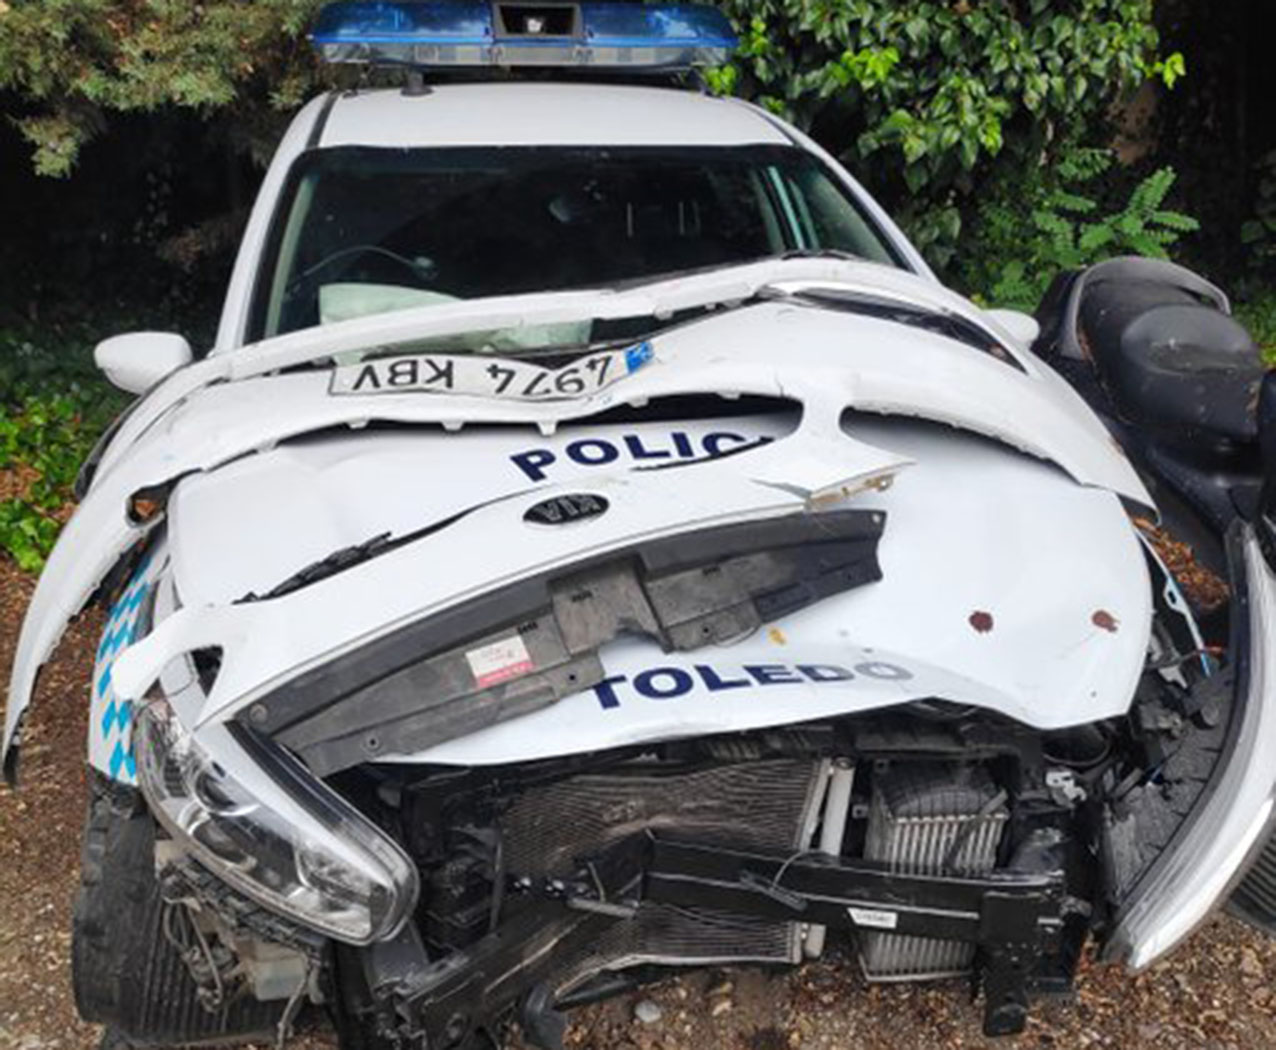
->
[1079,278,1263,444]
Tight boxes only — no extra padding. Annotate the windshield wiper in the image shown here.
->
[779,248,867,263]
[246,532,395,601]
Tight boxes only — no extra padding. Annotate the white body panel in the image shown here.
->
[105,258,1027,482]
[4,287,1156,777]
[320,83,792,150]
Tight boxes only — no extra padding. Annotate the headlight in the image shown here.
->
[1107,525,1276,969]
[135,698,418,945]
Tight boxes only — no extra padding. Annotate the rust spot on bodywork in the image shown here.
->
[768,627,788,646]
[1092,610,1119,633]
[969,611,994,633]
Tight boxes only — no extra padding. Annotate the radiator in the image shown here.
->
[498,758,828,993]
[859,764,1008,981]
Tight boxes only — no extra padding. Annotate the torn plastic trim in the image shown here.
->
[249,508,885,776]
[92,262,1110,505]
[1,362,896,783]
[101,257,1038,475]
[221,258,1028,379]
[3,521,162,786]
[74,396,146,500]
[88,424,1152,777]
[149,303,1148,511]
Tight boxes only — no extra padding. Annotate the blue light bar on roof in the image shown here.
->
[311,1,738,70]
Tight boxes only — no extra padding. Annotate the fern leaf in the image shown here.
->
[1128,168,1175,214]
[1152,210,1199,232]
[1078,225,1115,254]
[1052,191,1098,214]
[1127,232,1169,259]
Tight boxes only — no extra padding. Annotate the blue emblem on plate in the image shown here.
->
[625,341,654,374]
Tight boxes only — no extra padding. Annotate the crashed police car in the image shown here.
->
[6,2,1276,1047]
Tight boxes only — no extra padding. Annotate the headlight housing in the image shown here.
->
[135,697,417,944]
[1107,525,1276,969]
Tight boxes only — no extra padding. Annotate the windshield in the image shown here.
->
[248,145,904,341]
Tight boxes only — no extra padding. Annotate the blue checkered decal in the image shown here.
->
[92,557,153,782]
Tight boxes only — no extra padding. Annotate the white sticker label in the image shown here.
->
[466,634,535,689]
[847,906,899,930]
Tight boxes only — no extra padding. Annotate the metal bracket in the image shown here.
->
[354,831,1065,1047]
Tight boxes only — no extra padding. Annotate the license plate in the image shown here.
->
[329,341,653,400]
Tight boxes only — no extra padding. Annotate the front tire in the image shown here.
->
[72,771,282,1046]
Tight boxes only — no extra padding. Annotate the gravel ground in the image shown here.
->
[2,552,1275,1050]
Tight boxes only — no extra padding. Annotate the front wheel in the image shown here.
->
[71,771,283,1046]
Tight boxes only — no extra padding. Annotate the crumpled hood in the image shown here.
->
[149,405,1150,770]
[3,261,1153,779]
[168,417,796,608]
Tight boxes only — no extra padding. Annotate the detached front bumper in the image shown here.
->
[1107,523,1276,968]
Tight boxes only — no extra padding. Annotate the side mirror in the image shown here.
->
[985,308,1041,348]
[94,332,193,395]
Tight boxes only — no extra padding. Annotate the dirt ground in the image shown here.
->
[3,554,1276,1050]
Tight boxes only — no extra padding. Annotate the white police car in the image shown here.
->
[8,3,1276,1047]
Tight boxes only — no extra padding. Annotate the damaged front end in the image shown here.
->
[99,520,1276,1049]
[21,279,1276,1048]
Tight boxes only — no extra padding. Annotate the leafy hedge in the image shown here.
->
[0,0,327,176]
[1238,296,1276,365]
[963,155,1198,311]
[0,326,127,571]
[0,1,1180,269]
[712,0,1181,268]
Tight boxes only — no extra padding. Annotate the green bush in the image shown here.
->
[0,0,329,176]
[1236,294,1276,365]
[961,151,1199,311]
[710,0,1181,269]
[2,2,1177,262]
[0,325,127,571]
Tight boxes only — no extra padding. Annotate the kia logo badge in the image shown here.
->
[524,493,609,526]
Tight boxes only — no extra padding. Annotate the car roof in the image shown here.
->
[319,82,794,149]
